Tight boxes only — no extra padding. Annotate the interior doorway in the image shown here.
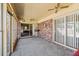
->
[21,24,33,36]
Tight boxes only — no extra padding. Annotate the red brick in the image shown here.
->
[38,19,52,42]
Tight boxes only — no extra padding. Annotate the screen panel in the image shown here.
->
[55,17,65,44]
[7,12,11,55]
[66,15,74,48]
[75,14,79,48]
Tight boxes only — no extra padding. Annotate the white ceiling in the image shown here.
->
[12,3,71,22]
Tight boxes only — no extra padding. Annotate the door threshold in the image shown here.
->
[53,41,76,51]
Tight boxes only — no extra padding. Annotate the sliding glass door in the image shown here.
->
[75,14,79,49]
[54,13,79,49]
[66,15,74,48]
[55,17,65,44]
[66,14,79,49]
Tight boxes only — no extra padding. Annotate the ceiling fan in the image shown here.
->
[29,18,35,21]
[19,17,25,22]
[48,3,70,13]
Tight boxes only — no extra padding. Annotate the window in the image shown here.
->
[66,15,74,48]
[75,14,79,48]
[55,17,65,44]
[54,13,79,49]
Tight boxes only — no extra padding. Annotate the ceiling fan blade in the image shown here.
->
[60,5,69,9]
[57,3,60,7]
[48,9,54,11]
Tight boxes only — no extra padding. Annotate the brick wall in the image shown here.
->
[38,19,52,41]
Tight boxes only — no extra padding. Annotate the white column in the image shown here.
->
[64,16,67,45]
[2,4,7,56]
[32,24,38,36]
[52,19,55,42]
[32,24,35,36]
[0,3,2,56]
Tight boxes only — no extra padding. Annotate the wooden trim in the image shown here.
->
[7,4,13,16]
[7,3,18,21]
[7,10,13,16]
[13,38,19,52]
